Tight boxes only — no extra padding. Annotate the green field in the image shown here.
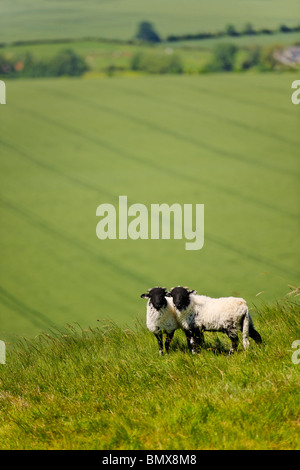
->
[0,73,299,341]
[0,0,299,43]
[1,0,299,452]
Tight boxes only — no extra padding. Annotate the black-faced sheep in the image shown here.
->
[167,286,262,354]
[140,287,180,355]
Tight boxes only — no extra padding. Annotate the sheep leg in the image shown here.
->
[227,331,239,354]
[194,327,204,348]
[184,328,201,354]
[184,329,193,352]
[165,330,175,354]
[154,331,164,355]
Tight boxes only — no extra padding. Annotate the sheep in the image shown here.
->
[167,286,262,354]
[140,287,180,355]
[164,286,204,354]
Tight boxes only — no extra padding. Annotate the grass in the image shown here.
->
[0,0,299,43]
[0,73,299,340]
[0,298,299,449]
[0,1,299,451]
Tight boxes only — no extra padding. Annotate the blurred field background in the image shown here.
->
[0,0,299,341]
[0,0,299,42]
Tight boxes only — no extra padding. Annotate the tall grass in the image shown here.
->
[0,298,299,450]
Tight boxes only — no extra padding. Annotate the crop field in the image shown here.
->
[0,0,299,43]
[0,73,299,341]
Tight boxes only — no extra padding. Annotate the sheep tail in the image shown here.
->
[249,313,262,344]
[242,307,250,350]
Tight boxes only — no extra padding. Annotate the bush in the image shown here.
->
[279,24,291,33]
[225,24,239,37]
[206,43,238,72]
[258,45,281,71]
[20,52,49,77]
[242,23,256,36]
[130,51,143,71]
[0,49,89,78]
[239,46,261,70]
[49,49,88,77]
[0,53,14,75]
[130,50,183,74]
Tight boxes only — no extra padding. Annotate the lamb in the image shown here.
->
[140,287,180,355]
[166,286,262,354]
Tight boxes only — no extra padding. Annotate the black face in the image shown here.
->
[167,286,191,310]
[140,287,168,310]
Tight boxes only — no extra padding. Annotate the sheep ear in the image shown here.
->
[189,289,197,294]
[141,293,149,298]
[165,291,172,297]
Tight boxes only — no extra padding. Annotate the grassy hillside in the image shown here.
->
[0,74,299,340]
[0,0,299,43]
[0,299,299,450]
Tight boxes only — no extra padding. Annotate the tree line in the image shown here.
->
[136,21,300,43]
[0,21,298,79]
[0,49,88,78]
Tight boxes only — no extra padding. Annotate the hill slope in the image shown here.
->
[0,74,299,339]
[0,300,299,449]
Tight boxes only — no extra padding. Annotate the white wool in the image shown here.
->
[191,294,248,331]
[146,297,180,334]
[173,293,251,351]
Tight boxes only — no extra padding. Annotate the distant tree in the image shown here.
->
[258,45,279,70]
[0,53,13,75]
[240,46,261,70]
[243,23,256,35]
[20,52,49,77]
[279,24,291,33]
[50,49,88,77]
[135,21,161,43]
[225,24,239,36]
[259,28,273,35]
[208,43,238,71]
